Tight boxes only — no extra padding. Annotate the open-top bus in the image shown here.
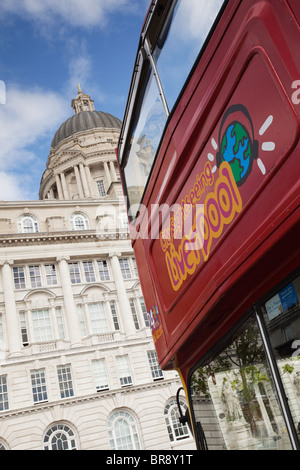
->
[117,0,300,450]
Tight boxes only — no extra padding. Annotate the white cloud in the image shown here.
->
[0,85,68,200]
[0,0,133,29]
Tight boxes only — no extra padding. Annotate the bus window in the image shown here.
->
[152,0,225,110]
[189,314,292,450]
[123,64,167,219]
[260,275,300,441]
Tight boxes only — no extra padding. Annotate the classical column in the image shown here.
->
[56,256,82,347]
[85,165,94,195]
[79,163,90,198]
[0,260,22,356]
[55,174,64,200]
[109,253,136,337]
[109,161,117,181]
[60,172,70,200]
[74,165,84,199]
[103,162,112,189]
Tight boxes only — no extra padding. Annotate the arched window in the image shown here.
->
[43,423,77,450]
[70,212,90,231]
[107,410,141,450]
[17,214,39,233]
[164,399,191,442]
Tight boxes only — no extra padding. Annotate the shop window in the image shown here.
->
[189,314,293,450]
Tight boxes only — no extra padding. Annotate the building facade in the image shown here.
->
[0,88,195,450]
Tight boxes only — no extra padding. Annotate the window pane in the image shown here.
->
[31,369,48,403]
[32,309,52,342]
[110,301,120,330]
[97,180,106,197]
[153,0,225,111]
[147,350,163,380]
[97,260,110,281]
[29,265,42,288]
[123,64,167,217]
[68,263,81,284]
[83,261,96,282]
[116,356,132,386]
[189,315,292,450]
[261,275,300,444]
[13,267,25,289]
[0,376,8,411]
[57,365,74,399]
[45,265,58,285]
[119,259,131,279]
[88,303,109,334]
[92,359,109,391]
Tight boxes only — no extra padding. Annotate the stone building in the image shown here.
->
[0,88,195,450]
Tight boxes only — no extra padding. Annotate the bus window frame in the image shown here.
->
[118,0,231,223]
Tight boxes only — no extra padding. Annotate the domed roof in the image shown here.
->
[51,110,122,148]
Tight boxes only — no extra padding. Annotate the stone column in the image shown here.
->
[56,256,82,347]
[60,172,70,200]
[0,260,22,356]
[109,253,136,337]
[85,165,95,196]
[55,174,64,200]
[74,165,84,199]
[79,163,90,198]
[103,162,112,189]
[109,161,117,181]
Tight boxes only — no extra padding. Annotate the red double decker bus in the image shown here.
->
[117,0,300,450]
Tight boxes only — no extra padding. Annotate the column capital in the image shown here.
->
[56,256,70,262]
[0,259,14,267]
[108,252,121,259]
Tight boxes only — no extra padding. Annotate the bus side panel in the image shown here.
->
[141,0,300,369]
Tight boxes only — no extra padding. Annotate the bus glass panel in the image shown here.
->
[153,0,225,110]
[123,66,167,219]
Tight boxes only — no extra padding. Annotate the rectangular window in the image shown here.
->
[132,258,138,277]
[32,308,52,342]
[0,375,8,411]
[88,303,109,334]
[109,301,120,331]
[92,359,109,391]
[116,355,132,387]
[130,299,140,330]
[119,258,131,279]
[68,262,81,284]
[31,369,48,403]
[29,265,42,288]
[45,264,58,286]
[139,298,149,327]
[77,305,87,336]
[13,266,25,289]
[19,311,29,346]
[55,307,65,340]
[97,180,106,197]
[97,260,110,281]
[57,365,74,399]
[147,350,163,380]
[83,261,96,282]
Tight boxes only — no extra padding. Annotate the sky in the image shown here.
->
[0,0,149,201]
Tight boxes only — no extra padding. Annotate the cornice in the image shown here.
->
[0,229,130,247]
[0,378,180,421]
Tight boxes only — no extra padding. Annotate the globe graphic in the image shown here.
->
[220,121,252,186]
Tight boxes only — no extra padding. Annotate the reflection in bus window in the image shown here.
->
[262,275,300,441]
[153,0,225,110]
[189,315,292,450]
[124,68,167,217]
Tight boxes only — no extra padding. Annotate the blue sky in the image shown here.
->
[0,0,149,201]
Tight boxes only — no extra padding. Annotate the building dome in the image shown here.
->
[51,110,122,148]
